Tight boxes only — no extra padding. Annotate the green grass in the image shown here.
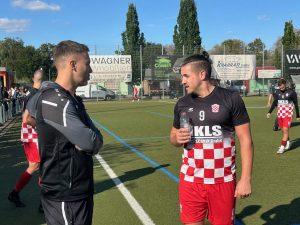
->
[1,96,300,225]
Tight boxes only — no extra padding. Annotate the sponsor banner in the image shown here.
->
[211,55,256,80]
[285,50,300,75]
[89,55,132,83]
[258,69,281,78]
[155,57,172,69]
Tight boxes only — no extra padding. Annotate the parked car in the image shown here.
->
[76,84,115,100]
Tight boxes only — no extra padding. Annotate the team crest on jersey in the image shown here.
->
[188,108,194,112]
[211,104,219,113]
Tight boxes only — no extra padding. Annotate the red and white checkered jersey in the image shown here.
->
[180,137,236,184]
[277,102,294,118]
[21,122,38,143]
[173,87,250,185]
[271,89,300,118]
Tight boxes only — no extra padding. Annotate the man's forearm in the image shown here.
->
[22,110,36,127]
[239,138,253,181]
[170,129,181,147]
[267,94,272,106]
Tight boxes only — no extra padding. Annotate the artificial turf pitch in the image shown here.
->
[1,96,300,225]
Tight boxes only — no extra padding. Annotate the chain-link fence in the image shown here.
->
[0,99,22,125]
[83,44,300,99]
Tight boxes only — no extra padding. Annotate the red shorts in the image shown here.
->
[278,117,292,128]
[179,180,236,225]
[23,142,40,163]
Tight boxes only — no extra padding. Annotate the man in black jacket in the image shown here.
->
[28,40,103,225]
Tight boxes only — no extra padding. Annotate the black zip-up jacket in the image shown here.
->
[28,82,103,201]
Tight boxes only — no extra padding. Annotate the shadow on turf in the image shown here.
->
[261,197,300,225]
[235,205,261,225]
[285,138,300,152]
[94,164,170,194]
[0,119,45,225]
[291,121,300,128]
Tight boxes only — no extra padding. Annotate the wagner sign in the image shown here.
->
[89,55,132,83]
[210,55,256,80]
[285,50,300,75]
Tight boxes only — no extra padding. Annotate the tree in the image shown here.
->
[272,21,299,71]
[143,42,165,70]
[36,43,56,80]
[209,39,245,55]
[173,0,201,56]
[295,29,300,47]
[247,38,266,67]
[122,4,144,84]
[0,38,36,81]
[282,21,297,50]
[222,39,245,54]
[0,38,24,73]
[0,38,57,82]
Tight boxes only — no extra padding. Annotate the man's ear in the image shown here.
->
[199,70,206,81]
[70,60,77,70]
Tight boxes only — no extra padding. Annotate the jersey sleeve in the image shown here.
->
[268,91,278,114]
[41,89,103,155]
[231,92,250,126]
[173,101,180,129]
[23,88,38,111]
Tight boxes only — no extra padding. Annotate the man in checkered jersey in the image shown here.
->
[8,69,43,208]
[170,53,254,225]
[267,78,300,154]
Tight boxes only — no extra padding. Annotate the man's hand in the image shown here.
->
[175,128,191,145]
[266,113,271,119]
[296,117,300,121]
[235,179,252,199]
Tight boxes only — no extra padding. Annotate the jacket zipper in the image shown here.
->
[69,154,73,188]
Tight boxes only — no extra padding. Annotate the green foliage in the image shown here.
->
[247,38,266,67]
[143,42,164,69]
[122,3,144,85]
[0,38,55,82]
[222,39,245,54]
[282,21,297,50]
[209,39,245,55]
[173,0,201,56]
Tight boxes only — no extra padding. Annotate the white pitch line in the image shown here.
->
[95,154,155,225]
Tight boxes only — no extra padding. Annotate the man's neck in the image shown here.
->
[195,82,215,98]
[55,76,76,96]
[33,82,41,89]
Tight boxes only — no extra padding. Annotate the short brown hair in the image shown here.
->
[181,51,212,79]
[53,40,89,65]
[278,78,286,86]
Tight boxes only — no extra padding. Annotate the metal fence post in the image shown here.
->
[0,104,3,125]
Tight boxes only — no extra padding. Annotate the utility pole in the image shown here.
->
[140,45,143,99]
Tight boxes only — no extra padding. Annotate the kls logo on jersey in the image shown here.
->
[193,125,223,143]
[278,100,289,104]
[211,104,220,113]
[193,125,222,138]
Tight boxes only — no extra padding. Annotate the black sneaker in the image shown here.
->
[38,203,44,214]
[273,126,279,131]
[8,191,25,207]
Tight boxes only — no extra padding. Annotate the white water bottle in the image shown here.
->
[180,112,193,149]
[180,112,190,129]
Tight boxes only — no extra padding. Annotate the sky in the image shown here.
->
[0,0,299,54]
